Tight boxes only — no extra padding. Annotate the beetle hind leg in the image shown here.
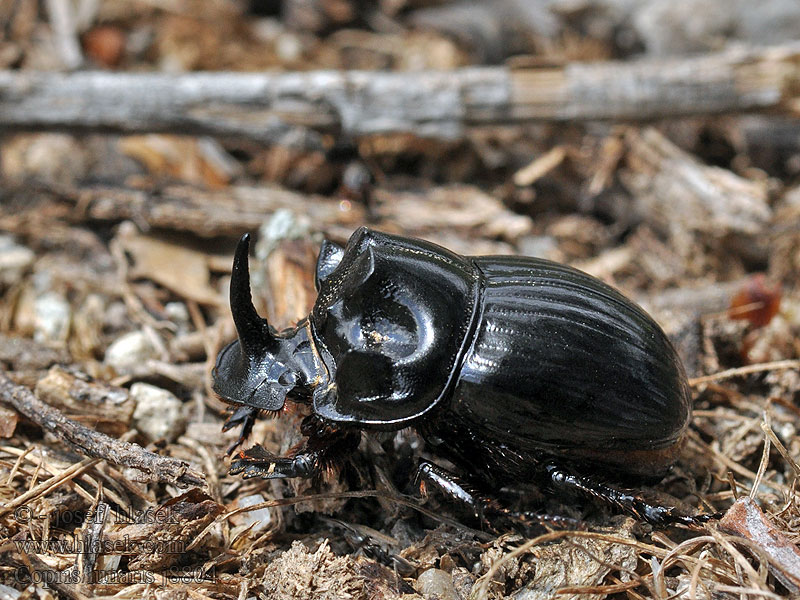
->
[414,462,587,532]
[542,463,717,527]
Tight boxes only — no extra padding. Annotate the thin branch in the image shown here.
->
[688,359,800,386]
[1,43,799,146]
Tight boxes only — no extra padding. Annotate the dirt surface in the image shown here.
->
[1,2,799,599]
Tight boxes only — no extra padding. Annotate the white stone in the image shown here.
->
[416,569,457,600]
[0,235,35,287]
[33,292,71,344]
[237,494,273,533]
[0,582,22,599]
[104,331,158,373]
[131,383,185,443]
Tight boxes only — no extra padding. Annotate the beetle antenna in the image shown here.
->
[230,233,276,354]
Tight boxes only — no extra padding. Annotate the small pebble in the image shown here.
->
[275,32,302,61]
[0,235,35,287]
[33,292,71,344]
[164,302,190,329]
[518,235,559,260]
[105,331,158,373]
[416,568,457,600]
[237,494,273,533]
[131,382,185,442]
[0,582,22,600]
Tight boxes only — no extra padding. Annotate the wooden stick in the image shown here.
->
[0,371,205,488]
[1,44,799,146]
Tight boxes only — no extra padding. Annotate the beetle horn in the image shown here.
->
[230,233,276,354]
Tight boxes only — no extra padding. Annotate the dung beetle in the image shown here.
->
[213,227,710,526]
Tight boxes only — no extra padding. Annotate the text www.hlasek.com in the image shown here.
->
[14,537,187,554]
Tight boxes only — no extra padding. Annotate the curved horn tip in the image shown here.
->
[233,233,254,274]
[237,232,251,253]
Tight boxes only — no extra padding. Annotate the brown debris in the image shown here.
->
[2,5,800,599]
[623,127,771,237]
[34,366,134,436]
[104,489,224,570]
[0,370,204,488]
[729,274,782,328]
[114,224,223,307]
[719,497,800,593]
[0,404,19,437]
[260,539,418,600]
[0,332,71,371]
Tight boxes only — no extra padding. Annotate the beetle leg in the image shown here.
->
[222,405,258,455]
[414,461,498,524]
[229,419,361,480]
[229,444,316,479]
[543,463,716,527]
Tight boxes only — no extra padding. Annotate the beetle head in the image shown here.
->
[212,234,298,412]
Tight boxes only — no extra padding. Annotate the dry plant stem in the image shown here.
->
[44,0,83,70]
[0,456,99,517]
[474,529,779,600]
[63,183,365,238]
[178,436,221,502]
[0,445,132,509]
[750,422,772,500]
[473,530,652,600]
[720,498,800,592]
[760,421,800,477]
[25,553,90,600]
[0,371,205,488]
[2,43,800,144]
[687,431,791,496]
[688,359,800,386]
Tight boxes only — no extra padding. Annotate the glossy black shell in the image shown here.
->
[308,228,691,479]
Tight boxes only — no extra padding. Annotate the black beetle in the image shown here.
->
[213,227,709,526]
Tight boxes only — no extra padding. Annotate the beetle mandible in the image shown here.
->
[213,227,707,526]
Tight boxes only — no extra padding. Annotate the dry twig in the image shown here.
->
[2,43,800,145]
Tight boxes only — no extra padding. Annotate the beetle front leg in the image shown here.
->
[222,405,259,455]
[543,463,715,527]
[229,415,361,481]
[230,444,317,479]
